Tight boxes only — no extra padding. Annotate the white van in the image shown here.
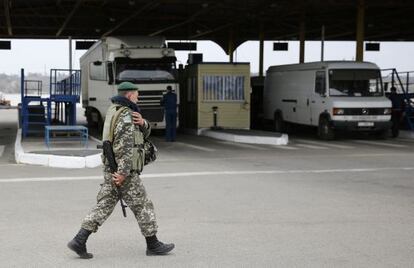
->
[263,61,392,139]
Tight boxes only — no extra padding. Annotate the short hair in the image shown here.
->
[118,91,130,97]
[390,87,397,92]
[166,85,172,91]
[118,90,135,97]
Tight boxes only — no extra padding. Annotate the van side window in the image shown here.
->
[315,71,326,95]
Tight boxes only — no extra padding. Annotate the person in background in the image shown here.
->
[388,86,404,137]
[161,85,177,142]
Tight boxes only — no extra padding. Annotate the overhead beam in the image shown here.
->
[4,0,13,36]
[101,0,110,7]
[56,0,83,37]
[149,20,189,37]
[189,22,234,39]
[189,2,293,41]
[148,4,218,37]
[271,20,352,40]
[102,1,159,37]
[189,8,258,40]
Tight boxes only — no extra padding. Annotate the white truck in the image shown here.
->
[263,61,392,139]
[80,36,179,130]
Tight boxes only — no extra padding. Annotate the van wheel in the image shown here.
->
[391,125,399,138]
[375,130,389,139]
[274,113,285,133]
[318,117,335,140]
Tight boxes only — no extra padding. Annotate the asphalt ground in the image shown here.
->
[0,109,413,267]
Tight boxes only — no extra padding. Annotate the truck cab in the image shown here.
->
[80,36,179,131]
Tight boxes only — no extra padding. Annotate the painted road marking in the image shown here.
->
[351,140,406,148]
[293,139,354,149]
[2,166,414,183]
[295,143,329,150]
[217,141,268,150]
[270,145,299,150]
[174,142,216,152]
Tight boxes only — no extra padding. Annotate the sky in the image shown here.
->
[1,39,414,75]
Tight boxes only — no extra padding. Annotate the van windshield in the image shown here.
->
[115,57,176,83]
[328,69,383,97]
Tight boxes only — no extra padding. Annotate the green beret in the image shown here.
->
[118,81,138,92]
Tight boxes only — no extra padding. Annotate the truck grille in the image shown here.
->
[138,90,165,106]
[140,107,164,122]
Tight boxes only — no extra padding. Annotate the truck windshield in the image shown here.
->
[328,69,383,97]
[115,58,176,83]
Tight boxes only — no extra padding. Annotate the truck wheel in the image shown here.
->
[86,109,96,127]
[274,113,285,133]
[318,117,335,140]
[86,109,101,127]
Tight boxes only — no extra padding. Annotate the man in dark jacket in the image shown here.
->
[388,86,404,137]
[161,86,177,142]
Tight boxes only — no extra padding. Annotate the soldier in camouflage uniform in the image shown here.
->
[68,82,174,259]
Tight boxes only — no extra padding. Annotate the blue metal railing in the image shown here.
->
[49,69,81,125]
[21,68,83,137]
[20,69,51,137]
[49,69,81,101]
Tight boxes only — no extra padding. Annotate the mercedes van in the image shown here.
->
[263,61,392,139]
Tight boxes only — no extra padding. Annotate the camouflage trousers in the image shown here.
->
[81,169,158,237]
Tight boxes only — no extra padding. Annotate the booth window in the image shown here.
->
[202,75,244,101]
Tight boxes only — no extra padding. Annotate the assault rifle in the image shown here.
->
[98,141,127,217]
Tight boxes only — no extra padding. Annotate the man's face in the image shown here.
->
[127,90,139,103]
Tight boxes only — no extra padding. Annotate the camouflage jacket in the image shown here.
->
[110,107,151,176]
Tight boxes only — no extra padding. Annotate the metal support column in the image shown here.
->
[321,25,325,61]
[228,28,234,63]
[69,36,72,72]
[259,24,264,77]
[299,21,306,63]
[69,36,73,95]
[356,0,365,62]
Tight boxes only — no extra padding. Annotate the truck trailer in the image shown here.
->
[80,36,179,130]
[263,61,392,139]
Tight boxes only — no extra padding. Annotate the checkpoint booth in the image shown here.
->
[180,62,251,131]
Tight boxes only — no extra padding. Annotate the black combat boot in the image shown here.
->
[67,228,93,259]
[145,235,175,256]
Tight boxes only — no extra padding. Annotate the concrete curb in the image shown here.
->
[15,129,102,169]
[200,129,289,145]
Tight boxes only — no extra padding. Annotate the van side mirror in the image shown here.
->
[93,61,102,66]
[107,62,114,84]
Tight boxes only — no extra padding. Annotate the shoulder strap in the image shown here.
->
[108,106,130,142]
